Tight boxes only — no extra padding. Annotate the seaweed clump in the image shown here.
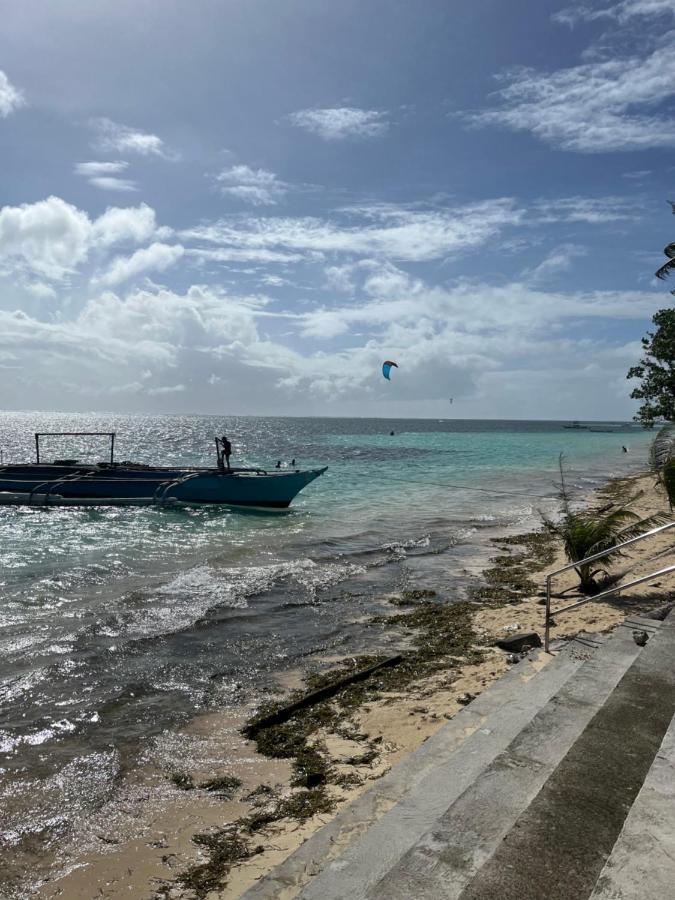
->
[169,772,195,791]
[174,789,335,898]
[199,774,242,798]
[470,530,556,606]
[177,829,263,898]
[373,599,482,683]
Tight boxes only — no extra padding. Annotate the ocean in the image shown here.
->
[0,412,652,895]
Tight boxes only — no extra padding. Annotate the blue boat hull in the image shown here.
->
[0,466,327,509]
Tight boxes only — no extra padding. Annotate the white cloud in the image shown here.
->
[187,247,305,264]
[77,284,262,347]
[75,160,138,192]
[0,197,160,280]
[88,176,138,192]
[180,195,634,274]
[75,161,128,177]
[0,196,92,279]
[554,0,675,27]
[533,195,638,223]
[0,70,25,118]
[288,107,389,140]
[259,273,289,287]
[91,117,172,158]
[95,242,185,286]
[467,36,675,151]
[214,165,289,205]
[0,307,172,377]
[523,244,588,282]
[182,199,524,263]
[148,384,186,395]
[0,286,264,403]
[90,203,157,247]
[297,271,661,342]
[23,281,57,300]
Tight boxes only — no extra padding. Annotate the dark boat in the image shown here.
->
[0,432,326,510]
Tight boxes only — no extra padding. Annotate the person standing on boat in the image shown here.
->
[217,435,232,472]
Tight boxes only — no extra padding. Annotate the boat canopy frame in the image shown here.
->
[34,432,115,465]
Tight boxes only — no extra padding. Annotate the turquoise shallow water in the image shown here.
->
[0,413,652,893]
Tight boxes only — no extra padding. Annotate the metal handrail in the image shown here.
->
[544,520,675,652]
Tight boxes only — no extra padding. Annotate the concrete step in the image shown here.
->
[453,612,675,900]
[353,617,662,900]
[589,710,675,900]
[241,634,600,900]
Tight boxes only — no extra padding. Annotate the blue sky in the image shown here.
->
[0,0,674,418]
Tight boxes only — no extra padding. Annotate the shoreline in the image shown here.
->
[35,468,675,900]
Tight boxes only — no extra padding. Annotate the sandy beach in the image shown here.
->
[35,469,675,900]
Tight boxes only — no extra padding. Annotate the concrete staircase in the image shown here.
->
[241,612,675,900]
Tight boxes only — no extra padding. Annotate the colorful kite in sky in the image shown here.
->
[382,360,398,381]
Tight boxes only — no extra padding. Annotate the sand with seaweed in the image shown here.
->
[37,471,675,900]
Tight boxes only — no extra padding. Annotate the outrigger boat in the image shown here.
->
[0,432,326,510]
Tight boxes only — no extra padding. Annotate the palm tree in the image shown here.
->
[542,455,667,594]
[542,507,656,594]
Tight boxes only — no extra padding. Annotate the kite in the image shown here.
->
[382,360,398,381]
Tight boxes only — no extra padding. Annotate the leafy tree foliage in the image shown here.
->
[627,308,675,427]
[628,207,675,427]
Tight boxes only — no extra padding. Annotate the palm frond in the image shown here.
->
[612,511,672,544]
[649,423,675,470]
[656,258,675,280]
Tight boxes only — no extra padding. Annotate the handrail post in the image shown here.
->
[545,573,552,653]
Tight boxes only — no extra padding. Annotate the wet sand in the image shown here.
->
[37,471,675,900]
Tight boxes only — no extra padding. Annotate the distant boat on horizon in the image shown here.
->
[563,421,589,430]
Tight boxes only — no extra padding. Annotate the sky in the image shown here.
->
[0,0,674,420]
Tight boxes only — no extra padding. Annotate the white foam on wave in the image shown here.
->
[163,557,368,606]
[113,556,367,640]
[380,534,431,554]
[0,718,78,755]
[291,558,367,597]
